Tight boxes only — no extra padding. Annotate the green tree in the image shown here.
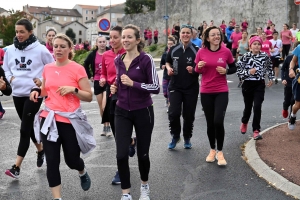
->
[124,0,155,14]
[43,16,52,21]
[65,28,76,44]
[0,10,33,45]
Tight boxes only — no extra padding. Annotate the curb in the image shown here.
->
[245,122,300,199]
[3,82,298,198]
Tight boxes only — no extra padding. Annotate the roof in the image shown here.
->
[26,6,82,17]
[0,7,8,14]
[61,20,88,29]
[97,3,125,17]
[85,19,97,23]
[75,5,99,10]
[38,19,62,26]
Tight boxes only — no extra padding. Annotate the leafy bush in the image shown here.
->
[148,44,157,52]
[73,49,89,65]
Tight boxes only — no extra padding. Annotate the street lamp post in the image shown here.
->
[165,0,168,45]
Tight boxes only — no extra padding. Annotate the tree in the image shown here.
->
[43,16,52,21]
[124,0,155,14]
[0,10,33,46]
[65,28,76,44]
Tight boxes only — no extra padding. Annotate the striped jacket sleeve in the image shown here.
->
[132,54,160,94]
[236,54,251,80]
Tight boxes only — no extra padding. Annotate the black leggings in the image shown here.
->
[283,86,295,113]
[282,44,291,60]
[201,92,228,151]
[40,118,84,187]
[241,80,265,132]
[13,96,43,157]
[102,85,117,136]
[115,105,154,190]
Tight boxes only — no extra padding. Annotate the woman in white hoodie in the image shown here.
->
[3,18,54,179]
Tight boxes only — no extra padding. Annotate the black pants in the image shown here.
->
[115,105,154,190]
[101,85,111,124]
[226,42,232,50]
[154,36,158,44]
[168,88,198,139]
[282,44,291,60]
[241,80,265,132]
[40,118,84,187]
[283,86,295,113]
[201,92,228,151]
[13,96,43,157]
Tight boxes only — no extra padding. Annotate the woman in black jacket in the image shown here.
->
[0,66,12,119]
[83,36,111,136]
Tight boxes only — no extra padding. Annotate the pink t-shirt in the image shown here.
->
[40,61,87,123]
[261,40,272,56]
[154,30,158,37]
[281,30,292,44]
[147,31,152,39]
[194,46,234,93]
[220,24,227,34]
[94,53,102,80]
[230,32,242,49]
[265,29,273,40]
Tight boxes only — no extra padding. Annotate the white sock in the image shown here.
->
[79,169,86,177]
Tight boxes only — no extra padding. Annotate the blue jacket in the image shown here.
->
[114,51,160,111]
[226,26,234,42]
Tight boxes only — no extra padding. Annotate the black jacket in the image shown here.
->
[160,48,171,80]
[281,54,298,87]
[166,42,199,90]
[84,47,110,79]
[0,67,12,96]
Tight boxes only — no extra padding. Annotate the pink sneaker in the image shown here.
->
[240,123,247,134]
[0,110,5,119]
[253,130,262,140]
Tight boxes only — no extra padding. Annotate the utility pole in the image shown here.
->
[110,0,112,29]
[165,0,168,45]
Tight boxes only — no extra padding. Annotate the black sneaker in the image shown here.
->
[111,171,121,185]
[129,137,136,157]
[237,81,243,88]
[5,164,20,179]
[275,79,278,84]
[37,150,45,167]
[79,171,91,191]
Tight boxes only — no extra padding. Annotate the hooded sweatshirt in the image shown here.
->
[3,41,54,97]
[114,52,160,111]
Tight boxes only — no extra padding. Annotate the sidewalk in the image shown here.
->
[245,122,300,199]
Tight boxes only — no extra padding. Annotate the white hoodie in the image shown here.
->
[3,40,54,97]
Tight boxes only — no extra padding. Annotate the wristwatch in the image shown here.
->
[74,88,79,94]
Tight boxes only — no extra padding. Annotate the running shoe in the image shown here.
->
[139,184,150,200]
[100,126,107,136]
[121,194,133,200]
[240,123,248,134]
[288,116,296,130]
[106,126,113,137]
[112,171,121,185]
[168,137,181,149]
[79,171,91,191]
[237,81,243,88]
[282,110,288,118]
[129,137,136,157]
[0,109,5,119]
[216,151,227,166]
[165,99,168,107]
[206,149,216,162]
[183,138,192,149]
[37,150,45,167]
[5,164,20,179]
[253,130,262,140]
[275,79,278,84]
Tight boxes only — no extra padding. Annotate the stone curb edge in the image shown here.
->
[244,122,300,199]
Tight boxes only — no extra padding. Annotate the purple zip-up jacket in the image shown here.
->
[114,51,160,111]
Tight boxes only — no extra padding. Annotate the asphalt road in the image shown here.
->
[0,66,293,200]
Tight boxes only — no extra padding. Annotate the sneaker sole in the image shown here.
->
[254,136,263,140]
[100,133,107,136]
[111,181,121,185]
[216,157,227,166]
[5,170,19,179]
[183,145,192,149]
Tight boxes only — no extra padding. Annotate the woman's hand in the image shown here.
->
[249,68,256,75]
[99,78,106,87]
[33,78,42,87]
[282,80,287,85]
[56,86,76,96]
[161,65,166,69]
[197,61,206,69]
[167,67,174,76]
[30,91,39,102]
[121,74,133,87]
[266,80,273,87]
[289,69,296,78]
[0,77,6,90]
[216,66,226,75]
[110,83,118,94]
[186,66,193,74]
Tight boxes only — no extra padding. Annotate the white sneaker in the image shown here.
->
[121,194,132,200]
[139,184,150,200]
[100,126,107,136]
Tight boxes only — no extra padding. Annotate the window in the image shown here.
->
[111,13,115,18]
[64,17,67,21]
[79,30,82,35]
[91,11,93,14]
[86,17,88,20]
[56,16,59,20]
[79,38,82,44]
[71,17,74,21]
[86,10,88,14]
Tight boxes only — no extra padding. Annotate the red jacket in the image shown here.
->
[0,48,4,65]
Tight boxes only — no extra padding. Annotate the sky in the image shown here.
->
[1,0,126,11]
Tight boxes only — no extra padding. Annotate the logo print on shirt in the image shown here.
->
[15,57,32,71]
[136,66,140,69]
[217,58,224,63]
[187,57,192,63]
[55,71,60,76]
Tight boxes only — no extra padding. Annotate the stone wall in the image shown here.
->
[123,0,300,44]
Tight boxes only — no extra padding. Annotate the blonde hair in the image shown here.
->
[53,33,74,60]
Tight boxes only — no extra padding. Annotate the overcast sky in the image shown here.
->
[1,0,126,11]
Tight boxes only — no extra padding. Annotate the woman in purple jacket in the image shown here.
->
[110,24,160,200]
